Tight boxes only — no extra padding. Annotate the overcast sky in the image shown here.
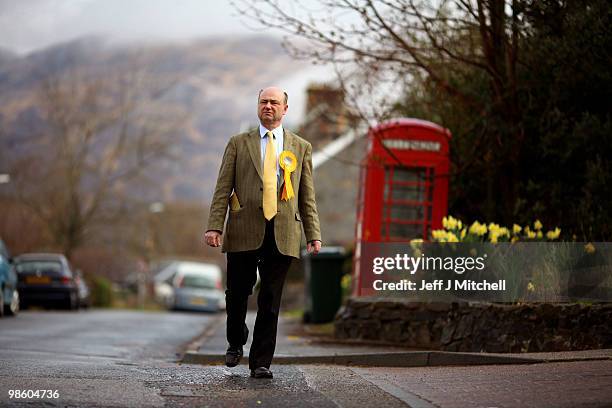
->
[0,0,264,55]
[0,0,343,121]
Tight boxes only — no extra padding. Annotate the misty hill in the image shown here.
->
[0,35,310,204]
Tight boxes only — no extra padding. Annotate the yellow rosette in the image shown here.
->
[279,150,297,201]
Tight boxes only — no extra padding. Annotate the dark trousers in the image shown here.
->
[225,219,292,369]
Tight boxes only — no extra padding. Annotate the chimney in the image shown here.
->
[300,84,352,150]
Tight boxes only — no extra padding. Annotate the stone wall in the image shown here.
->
[334,298,612,352]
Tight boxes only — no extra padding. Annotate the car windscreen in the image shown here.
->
[181,274,216,289]
[16,261,64,276]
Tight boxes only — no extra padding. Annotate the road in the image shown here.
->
[0,309,403,407]
[0,309,406,407]
[0,309,214,407]
[1,310,611,407]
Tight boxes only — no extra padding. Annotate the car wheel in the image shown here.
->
[0,288,5,318]
[65,293,78,310]
[5,289,19,316]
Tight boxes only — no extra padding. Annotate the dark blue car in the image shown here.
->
[0,238,19,317]
[15,253,79,310]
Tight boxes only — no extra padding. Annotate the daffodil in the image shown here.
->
[443,215,460,230]
[546,228,561,240]
[432,229,445,240]
[410,238,424,246]
[513,224,522,234]
[446,232,459,242]
[469,221,487,236]
[534,220,543,231]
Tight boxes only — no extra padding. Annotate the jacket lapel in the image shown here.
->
[246,128,263,181]
[280,129,296,190]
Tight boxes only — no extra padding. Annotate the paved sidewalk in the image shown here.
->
[182,312,612,367]
[179,313,612,407]
[349,360,612,408]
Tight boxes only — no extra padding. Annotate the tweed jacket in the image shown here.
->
[206,127,321,258]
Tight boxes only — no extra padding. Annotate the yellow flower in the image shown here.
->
[460,228,467,239]
[488,224,509,243]
[513,224,522,234]
[511,236,519,243]
[534,220,543,231]
[469,221,487,236]
[536,231,543,239]
[584,243,596,254]
[433,229,458,242]
[498,227,510,237]
[527,282,535,292]
[410,239,424,255]
[526,230,536,239]
[443,215,460,230]
[341,274,351,290]
[457,220,463,230]
[546,228,561,240]
[432,229,445,240]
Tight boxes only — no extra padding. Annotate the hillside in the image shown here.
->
[0,35,309,204]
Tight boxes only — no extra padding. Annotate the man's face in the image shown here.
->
[258,88,288,126]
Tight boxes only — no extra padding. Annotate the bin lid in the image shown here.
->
[301,246,346,258]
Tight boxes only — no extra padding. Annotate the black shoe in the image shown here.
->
[225,346,243,367]
[250,367,273,379]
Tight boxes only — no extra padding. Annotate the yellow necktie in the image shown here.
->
[263,131,277,220]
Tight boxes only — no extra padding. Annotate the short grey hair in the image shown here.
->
[258,89,288,104]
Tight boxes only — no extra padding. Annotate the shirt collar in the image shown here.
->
[259,124,283,140]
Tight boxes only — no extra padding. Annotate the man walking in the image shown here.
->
[204,87,321,378]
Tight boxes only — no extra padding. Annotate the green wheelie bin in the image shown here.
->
[302,246,346,323]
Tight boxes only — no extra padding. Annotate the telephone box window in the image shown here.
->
[354,118,451,296]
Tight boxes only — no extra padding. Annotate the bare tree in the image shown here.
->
[10,67,187,259]
[233,0,526,218]
[234,0,521,119]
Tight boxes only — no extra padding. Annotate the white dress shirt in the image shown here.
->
[259,124,284,185]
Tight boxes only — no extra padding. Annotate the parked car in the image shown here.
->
[15,253,79,310]
[154,261,225,312]
[0,238,19,317]
[74,269,91,309]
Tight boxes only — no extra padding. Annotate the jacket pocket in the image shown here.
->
[229,191,242,212]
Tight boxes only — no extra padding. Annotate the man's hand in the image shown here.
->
[307,240,322,255]
[204,230,222,247]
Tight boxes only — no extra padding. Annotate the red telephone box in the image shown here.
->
[353,118,451,296]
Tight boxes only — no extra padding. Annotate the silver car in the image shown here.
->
[154,261,225,312]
